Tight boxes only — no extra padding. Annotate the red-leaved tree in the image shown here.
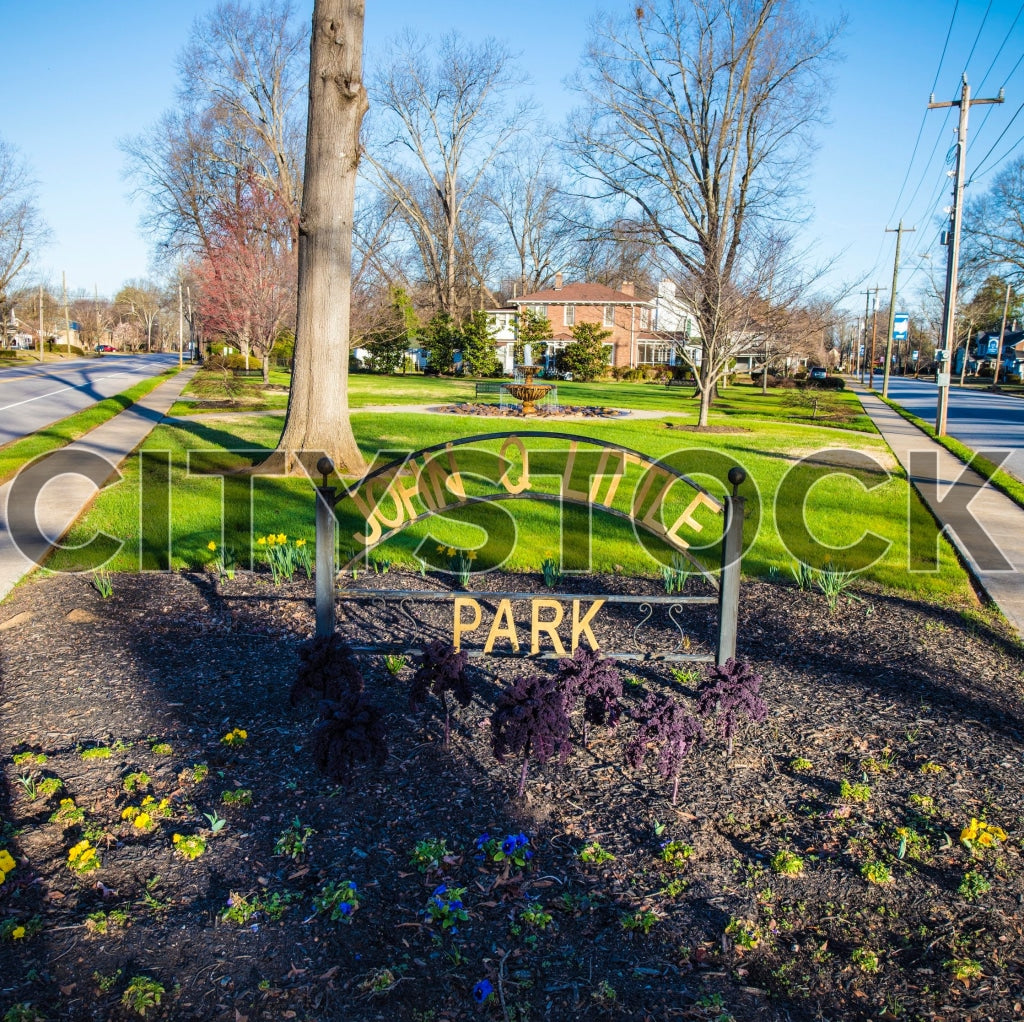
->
[195,178,297,382]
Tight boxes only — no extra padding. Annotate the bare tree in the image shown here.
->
[364,31,528,319]
[962,155,1024,286]
[568,0,839,425]
[116,280,163,352]
[485,139,588,295]
[122,1,306,257]
[274,0,367,473]
[0,138,49,338]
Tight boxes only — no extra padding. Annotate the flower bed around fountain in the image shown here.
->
[438,401,628,418]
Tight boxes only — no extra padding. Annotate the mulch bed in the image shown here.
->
[1,569,1022,1022]
[438,403,627,418]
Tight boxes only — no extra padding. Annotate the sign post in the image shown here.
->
[883,313,909,397]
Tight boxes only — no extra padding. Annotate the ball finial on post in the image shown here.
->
[727,466,746,496]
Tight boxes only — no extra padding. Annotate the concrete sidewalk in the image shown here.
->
[0,366,198,603]
[853,384,1024,638]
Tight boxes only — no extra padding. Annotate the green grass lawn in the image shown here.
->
[0,368,180,484]
[46,395,973,607]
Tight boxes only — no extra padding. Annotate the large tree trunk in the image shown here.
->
[275,0,367,475]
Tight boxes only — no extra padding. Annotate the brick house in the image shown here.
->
[489,275,701,374]
[507,274,651,371]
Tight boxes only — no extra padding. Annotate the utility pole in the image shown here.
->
[860,291,872,384]
[862,286,884,389]
[928,74,1004,435]
[178,282,184,368]
[868,288,884,390]
[882,222,915,397]
[38,285,43,354]
[62,272,71,357]
[992,282,1011,386]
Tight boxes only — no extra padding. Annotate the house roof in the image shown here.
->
[511,282,648,305]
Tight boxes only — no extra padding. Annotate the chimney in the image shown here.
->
[620,280,634,297]
[554,272,563,291]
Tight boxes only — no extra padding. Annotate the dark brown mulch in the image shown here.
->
[1,569,1023,1022]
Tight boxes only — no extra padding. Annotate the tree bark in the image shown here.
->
[275,0,367,474]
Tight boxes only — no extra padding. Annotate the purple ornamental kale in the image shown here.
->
[557,647,623,746]
[310,690,388,785]
[290,634,365,706]
[625,690,705,805]
[695,658,768,755]
[491,674,572,797]
[408,640,471,748]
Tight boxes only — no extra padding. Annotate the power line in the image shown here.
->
[967,96,1024,183]
[885,1,962,225]
[962,0,994,72]
[976,0,1024,91]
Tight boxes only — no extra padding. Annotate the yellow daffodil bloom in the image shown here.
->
[276,533,287,544]
[256,537,267,547]
[207,540,217,552]
[295,538,306,547]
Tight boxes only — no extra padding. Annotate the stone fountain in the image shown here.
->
[505,363,553,415]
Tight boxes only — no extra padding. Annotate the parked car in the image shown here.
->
[95,344,115,353]
[809,367,827,380]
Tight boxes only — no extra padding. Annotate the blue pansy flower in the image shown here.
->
[473,979,494,1003]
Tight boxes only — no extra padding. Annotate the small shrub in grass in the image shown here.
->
[491,674,572,797]
[695,659,767,755]
[408,640,471,748]
[625,690,704,805]
[557,647,622,746]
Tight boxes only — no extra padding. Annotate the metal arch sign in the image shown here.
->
[316,431,746,665]
[333,431,726,582]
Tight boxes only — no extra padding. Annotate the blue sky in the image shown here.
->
[1,0,1021,313]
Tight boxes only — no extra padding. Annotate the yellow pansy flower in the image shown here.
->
[11,926,26,939]
[0,849,15,873]
[207,540,217,552]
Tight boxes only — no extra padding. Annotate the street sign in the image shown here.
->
[858,344,865,356]
[911,350,919,361]
[893,314,909,341]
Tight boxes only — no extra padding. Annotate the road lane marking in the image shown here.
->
[0,373,134,413]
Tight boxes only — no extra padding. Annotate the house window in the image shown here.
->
[603,305,614,327]
[564,305,575,327]
[638,342,675,365]
[639,307,650,330]
[526,304,546,319]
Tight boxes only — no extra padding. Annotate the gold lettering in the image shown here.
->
[561,442,589,502]
[666,491,723,548]
[641,473,677,537]
[631,466,671,522]
[444,445,466,500]
[453,598,482,651]
[531,599,566,655]
[499,435,531,494]
[589,449,627,507]
[484,599,520,653]
[393,465,421,521]
[571,599,604,651]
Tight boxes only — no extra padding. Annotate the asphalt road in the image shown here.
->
[0,353,180,447]
[867,374,1024,482]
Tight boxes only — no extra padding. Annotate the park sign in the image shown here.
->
[314,431,747,665]
[893,313,909,341]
